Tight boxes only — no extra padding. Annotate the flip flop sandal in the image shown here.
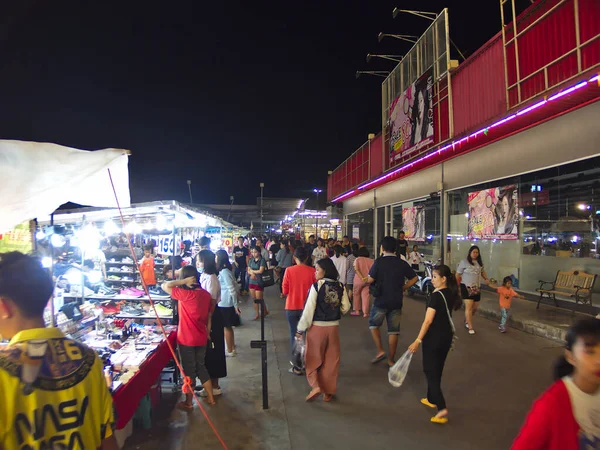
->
[371,354,386,364]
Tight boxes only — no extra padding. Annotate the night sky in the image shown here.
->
[0,1,532,208]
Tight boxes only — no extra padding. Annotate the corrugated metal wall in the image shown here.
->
[451,35,506,137]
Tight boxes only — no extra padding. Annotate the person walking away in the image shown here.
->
[346,243,359,308]
[162,266,215,408]
[196,250,226,398]
[408,265,462,424]
[396,231,409,259]
[276,239,294,298]
[255,238,270,263]
[331,245,348,285]
[216,250,242,357]
[312,238,328,265]
[366,236,418,366]
[408,245,421,273]
[296,258,351,401]
[248,246,270,320]
[233,236,250,296]
[0,252,118,449]
[511,318,600,449]
[140,244,157,288]
[456,245,492,335]
[269,242,279,271]
[352,247,374,317]
[199,236,211,251]
[282,247,316,375]
[496,276,525,333]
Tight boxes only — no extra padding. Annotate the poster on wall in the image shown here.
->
[389,66,435,166]
[402,207,425,241]
[352,224,360,240]
[468,185,519,240]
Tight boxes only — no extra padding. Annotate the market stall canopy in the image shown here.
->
[0,140,130,233]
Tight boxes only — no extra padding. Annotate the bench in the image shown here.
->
[537,270,597,310]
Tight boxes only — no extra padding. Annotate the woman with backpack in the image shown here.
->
[296,258,351,402]
[408,264,462,424]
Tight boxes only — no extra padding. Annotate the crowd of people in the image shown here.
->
[0,226,598,447]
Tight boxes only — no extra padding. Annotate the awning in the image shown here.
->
[0,140,130,233]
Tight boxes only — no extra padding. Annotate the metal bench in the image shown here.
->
[537,270,597,310]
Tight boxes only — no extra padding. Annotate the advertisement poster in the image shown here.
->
[389,66,435,165]
[468,185,519,240]
[402,207,425,241]
[352,224,360,240]
[0,221,33,254]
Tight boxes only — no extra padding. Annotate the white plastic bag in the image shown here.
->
[388,350,413,388]
[291,336,306,370]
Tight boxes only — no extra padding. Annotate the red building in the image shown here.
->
[327,0,600,294]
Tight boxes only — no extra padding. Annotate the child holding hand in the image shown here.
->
[497,276,525,333]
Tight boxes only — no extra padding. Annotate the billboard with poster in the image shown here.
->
[402,206,425,242]
[468,185,519,240]
[389,66,435,165]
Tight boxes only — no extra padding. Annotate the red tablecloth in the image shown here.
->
[113,330,177,429]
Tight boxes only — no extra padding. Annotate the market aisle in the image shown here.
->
[123,292,292,450]
[269,287,564,450]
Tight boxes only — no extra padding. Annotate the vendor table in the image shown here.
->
[112,330,178,429]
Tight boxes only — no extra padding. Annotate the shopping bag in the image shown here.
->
[291,336,306,370]
[388,350,413,388]
[261,269,275,287]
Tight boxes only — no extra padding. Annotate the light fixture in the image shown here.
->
[366,53,403,63]
[392,8,437,20]
[378,32,417,43]
[41,257,52,268]
[103,221,120,236]
[356,70,390,79]
[314,188,323,193]
[50,234,66,247]
[578,204,588,211]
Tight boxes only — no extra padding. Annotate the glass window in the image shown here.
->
[346,210,374,256]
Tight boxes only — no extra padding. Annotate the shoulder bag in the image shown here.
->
[438,290,458,350]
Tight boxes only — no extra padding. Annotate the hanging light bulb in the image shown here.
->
[103,221,120,236]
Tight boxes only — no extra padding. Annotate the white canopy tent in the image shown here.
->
[0,140,131,234]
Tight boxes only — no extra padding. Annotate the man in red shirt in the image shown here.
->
[162,266,215,407]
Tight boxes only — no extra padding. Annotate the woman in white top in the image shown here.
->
[331,245,348,285]
[408,245,422,272]
[196,250,226,397]
[456,246,492,335]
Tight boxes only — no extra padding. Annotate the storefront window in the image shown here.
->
[389,197,441,263]
[346,210,374,256]
[447,156,600,294]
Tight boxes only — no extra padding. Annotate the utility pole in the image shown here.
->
[314,188,322,239]
[260,183,264,233]
[187,180,193,204]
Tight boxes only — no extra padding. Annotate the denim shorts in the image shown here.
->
[369,306,401,335]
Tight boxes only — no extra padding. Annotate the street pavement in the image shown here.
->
[124,285,564,450]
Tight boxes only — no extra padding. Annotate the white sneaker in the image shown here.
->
[468,329,476,335]
[198,387,222,397]
[464,322,469,329]
[226,350,237,357]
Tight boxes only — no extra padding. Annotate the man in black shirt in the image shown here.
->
[342,235,352,256]
[396,231,408,259]
[304,235,316,254]
[233,236,250,295]
[367,236,418,367]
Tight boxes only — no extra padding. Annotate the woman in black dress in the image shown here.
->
[408,264,462,424]
[197,250,227,397]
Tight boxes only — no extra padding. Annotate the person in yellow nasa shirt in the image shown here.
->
[0,252,117,450]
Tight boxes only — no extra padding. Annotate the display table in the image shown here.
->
[112,330,178,429]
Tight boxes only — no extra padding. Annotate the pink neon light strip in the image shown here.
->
[547,81,588,101]
[340,77,595,196]
[516,99,547,115]
[332,190,356,202]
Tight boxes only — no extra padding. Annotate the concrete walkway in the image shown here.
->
[124,285,572,449]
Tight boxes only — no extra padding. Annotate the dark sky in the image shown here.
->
[0,0,531,207]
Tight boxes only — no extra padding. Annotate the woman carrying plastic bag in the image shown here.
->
[407,264,462,424]
[388,350,412,387]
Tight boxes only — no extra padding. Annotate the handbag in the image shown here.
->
[438,290,458,350]
[261,269,275,287]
